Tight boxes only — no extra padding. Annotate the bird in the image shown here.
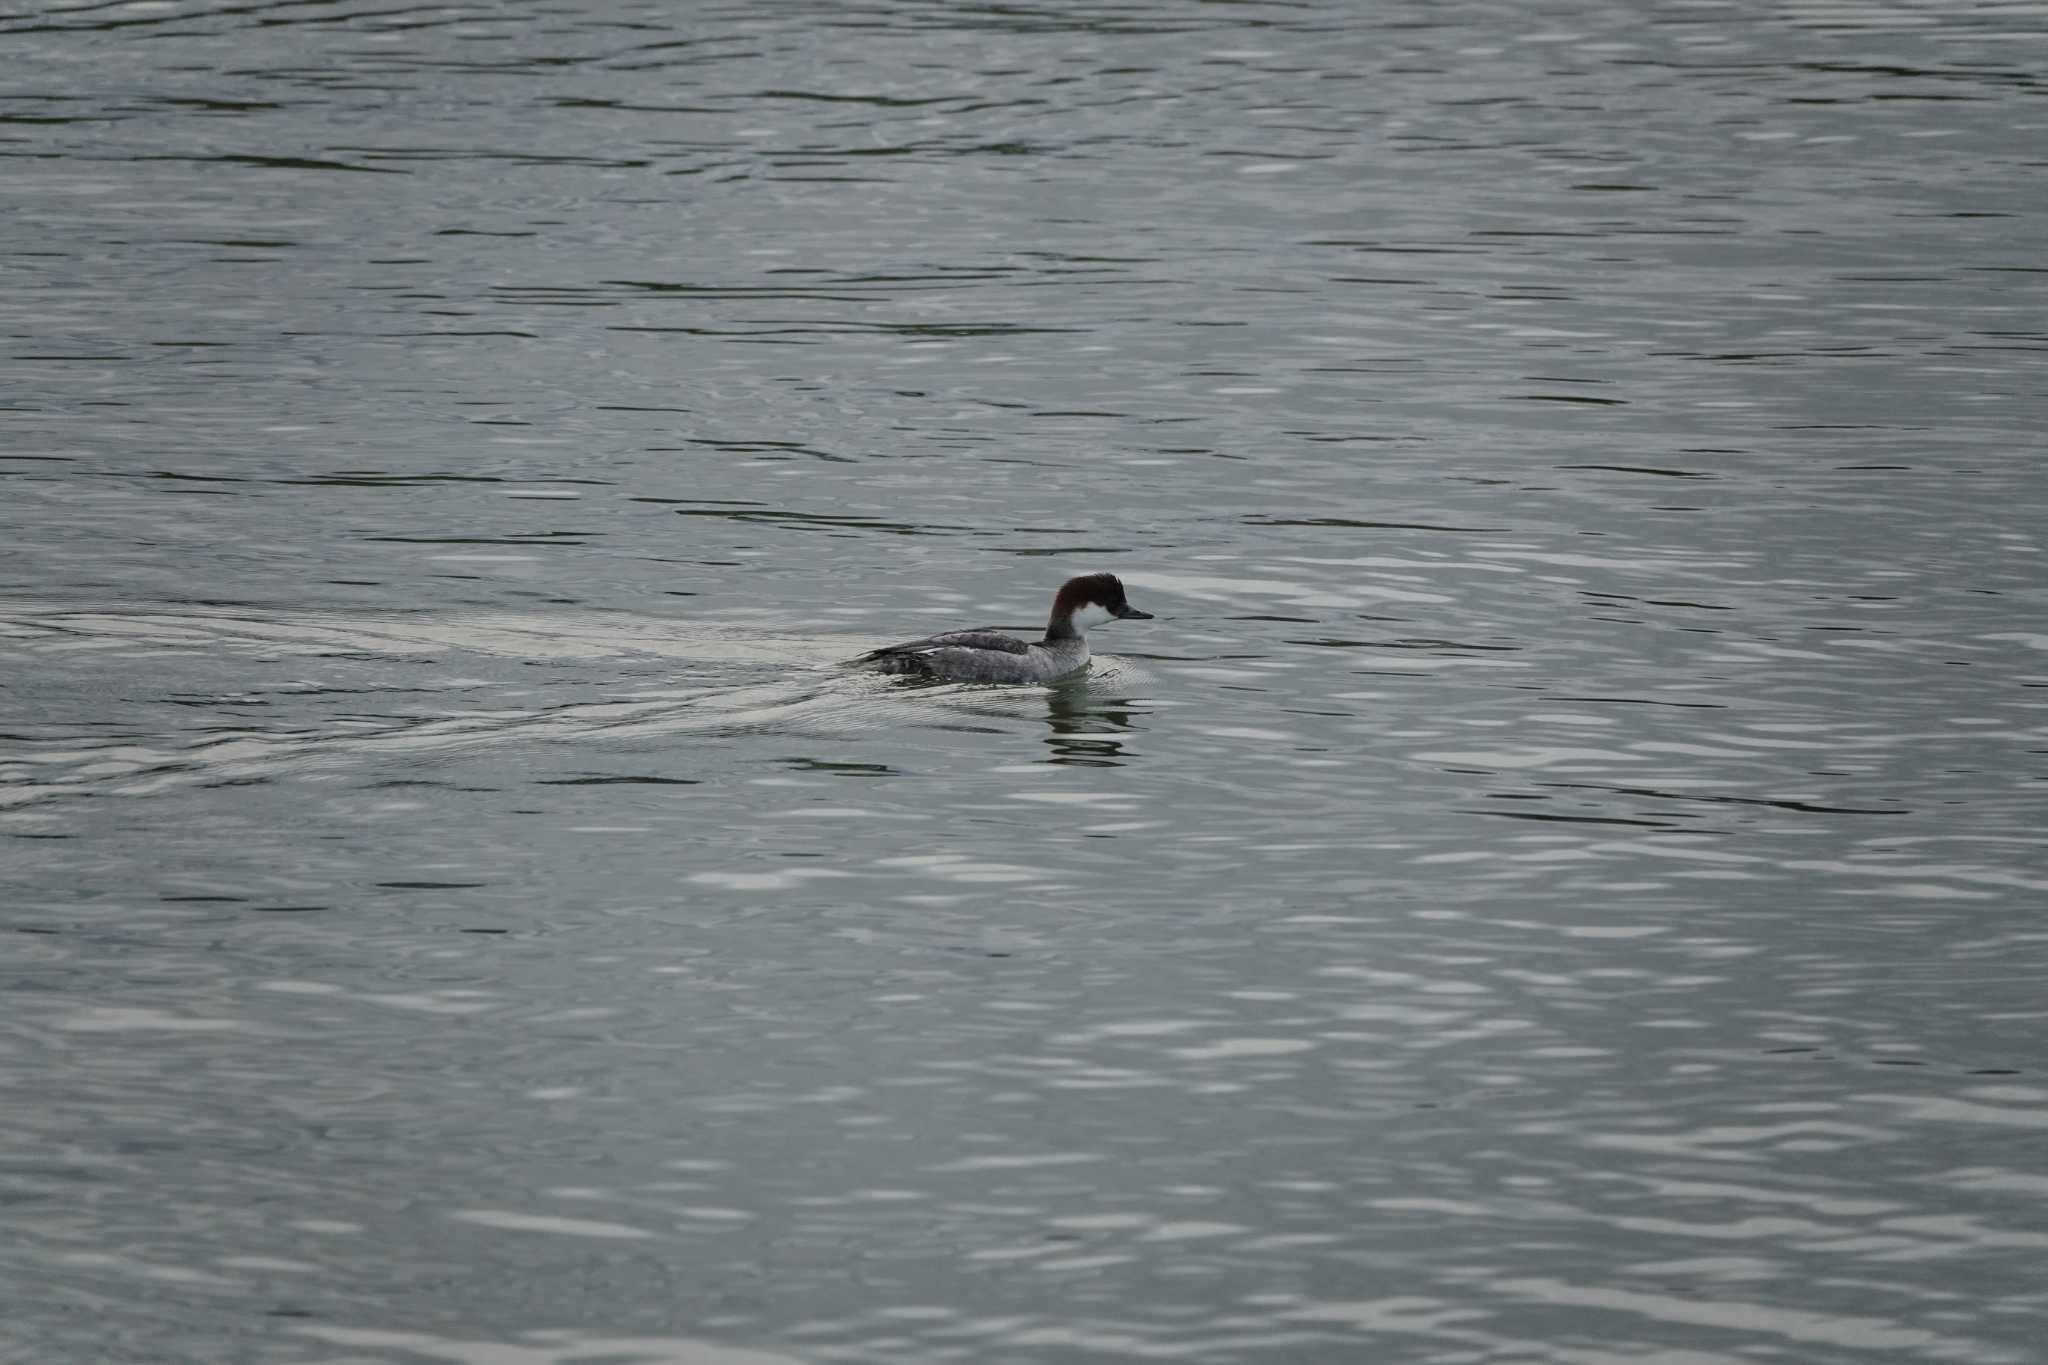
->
[851,572,1153,683]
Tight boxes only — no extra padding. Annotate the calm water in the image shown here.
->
[4,1,2046,1362]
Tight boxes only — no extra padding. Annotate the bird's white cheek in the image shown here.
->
[1071,603,1115,628]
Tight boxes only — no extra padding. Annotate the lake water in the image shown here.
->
[4,1,2046,1362]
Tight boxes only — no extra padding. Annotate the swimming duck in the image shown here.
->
[852,572,1153,683]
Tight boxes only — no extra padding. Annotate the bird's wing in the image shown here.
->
[854,628,1031,662]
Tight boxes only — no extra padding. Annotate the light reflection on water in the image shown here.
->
[4,0,2046,1362]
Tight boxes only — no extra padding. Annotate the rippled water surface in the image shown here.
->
[5,1,2047,1362]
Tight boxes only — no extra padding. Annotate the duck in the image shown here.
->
[851,572,1153,683]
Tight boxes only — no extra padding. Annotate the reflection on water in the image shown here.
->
[1042,681,1143,767]
[4,0,2046,1361]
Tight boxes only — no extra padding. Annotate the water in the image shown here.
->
[4,1,2046,1361]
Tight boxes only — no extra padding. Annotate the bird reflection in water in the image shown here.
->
[1042,680,1138,767]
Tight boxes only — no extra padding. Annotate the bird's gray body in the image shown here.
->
[855,628,1090,683]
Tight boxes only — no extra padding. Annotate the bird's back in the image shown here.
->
[854,628,1084,682]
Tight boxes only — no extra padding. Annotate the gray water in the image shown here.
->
[4,1,2046,1362]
